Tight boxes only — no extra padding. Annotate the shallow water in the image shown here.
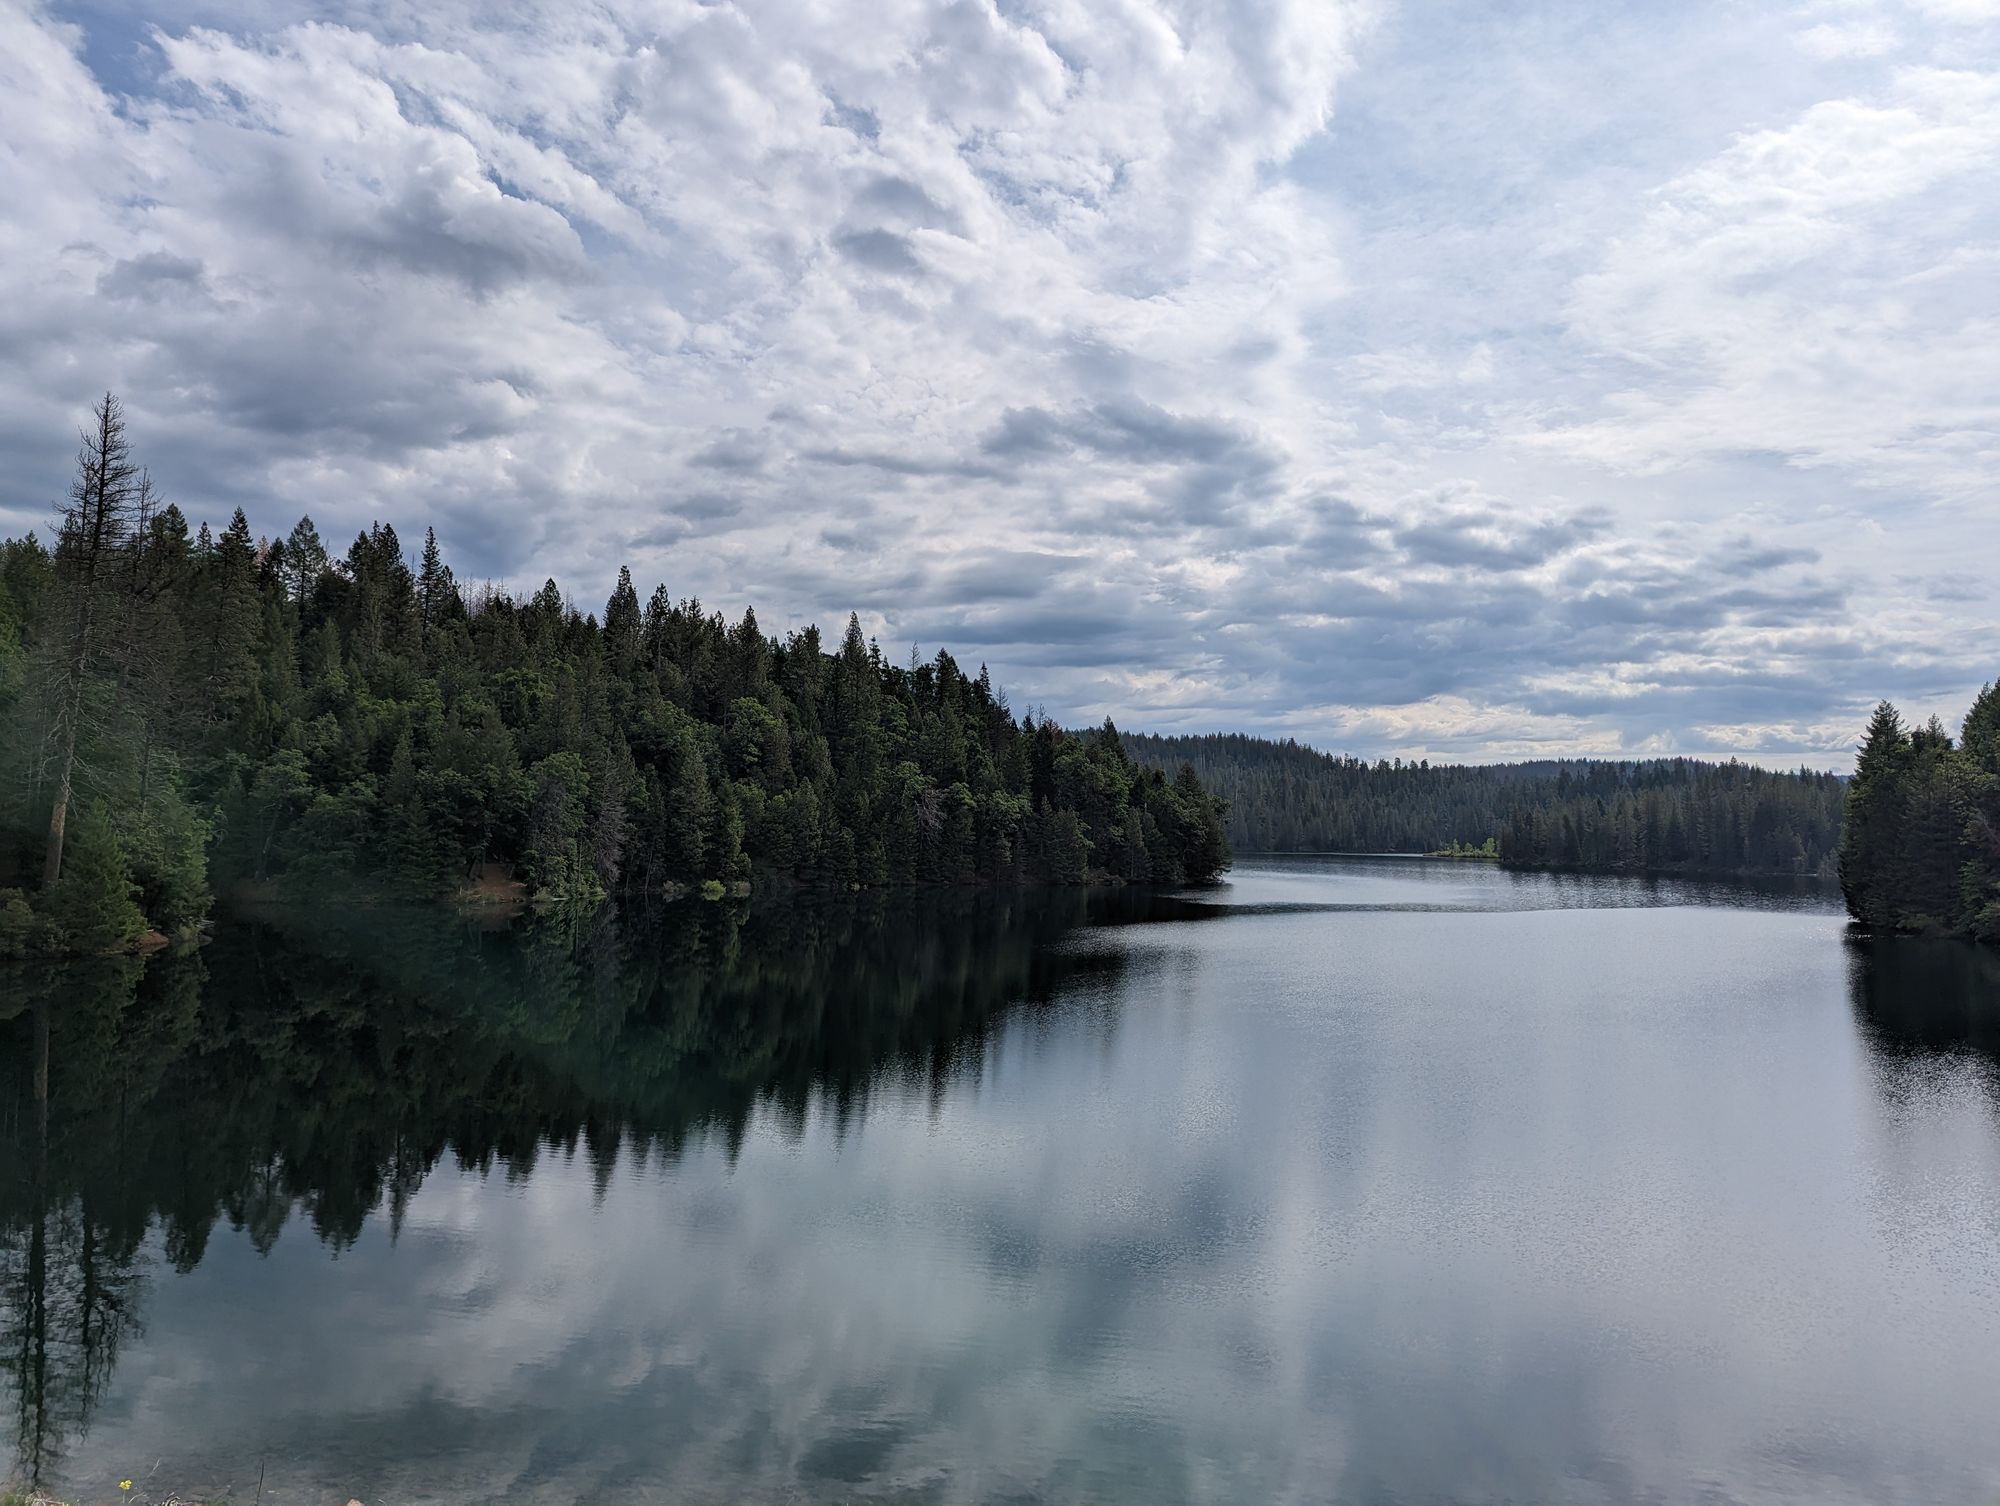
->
[4,857,1999,1505]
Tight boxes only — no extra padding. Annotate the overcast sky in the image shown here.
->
[2,0,1995,765]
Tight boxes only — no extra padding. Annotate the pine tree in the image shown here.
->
[1954,683,2000,939]
[417,526,453,635]
[192,508,262,727]
[127,778,210,934]
[1173,762,1230,882]
[604,566,641,675]
[1889,718,1965,930]
[664,744,711,882]
[283,516,327,605]
[1962,682,2000,776]
[49,801,145,952]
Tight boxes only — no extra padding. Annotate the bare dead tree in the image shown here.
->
[39,394,140,889]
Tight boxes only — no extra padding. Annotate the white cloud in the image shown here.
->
[1910,0,2000,20]
[1796,19,1903,57]
[0,0,1994,764]
[1543,67,2000,515]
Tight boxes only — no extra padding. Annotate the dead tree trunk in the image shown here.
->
[40,393,137,892]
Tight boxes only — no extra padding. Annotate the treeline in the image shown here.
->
[0,396,1227,953]
[1128,733,1550,853]
[1127,732,1846,878]
[1497,760,1845,877]
[1840,690,2000,942]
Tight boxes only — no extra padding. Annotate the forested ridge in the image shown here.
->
[0,397,1228,955]
[1127,732,1848,879]
[1839,689,2000,943]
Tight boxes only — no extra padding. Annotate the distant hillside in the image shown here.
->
[1125,732,1845,879]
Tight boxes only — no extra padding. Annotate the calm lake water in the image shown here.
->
[5,856,2000,1505]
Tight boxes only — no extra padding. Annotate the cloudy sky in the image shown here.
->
[2,0,1995,764]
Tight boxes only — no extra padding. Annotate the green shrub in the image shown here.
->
[0,887,43,958]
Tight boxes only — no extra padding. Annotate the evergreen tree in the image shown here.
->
[284,516,328,604]
[1841,702,1910,927]
[1836,691,2000,941]
[48,801,146,952]
[190,507,262,730]
[1894,718,1966,930]
[1959,683,2000,941]
[604,566,642,675]
[417,526,456,634]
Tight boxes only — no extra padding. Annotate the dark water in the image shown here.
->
[4,857,1999,1505]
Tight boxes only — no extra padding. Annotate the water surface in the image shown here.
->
[4,857,1998,1505]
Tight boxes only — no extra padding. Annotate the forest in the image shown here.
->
[1127,732,1848,879]
[0,396,1229,955]
[1839,690,2000,943]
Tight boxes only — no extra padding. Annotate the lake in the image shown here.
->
[4,856,2000,1505]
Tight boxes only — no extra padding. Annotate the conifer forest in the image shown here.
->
[0,397,1230,954]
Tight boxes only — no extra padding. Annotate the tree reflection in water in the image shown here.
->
[0,889,1215,1481]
